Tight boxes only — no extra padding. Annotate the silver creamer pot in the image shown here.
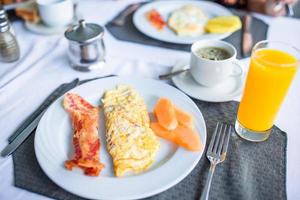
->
[65,19,105,71]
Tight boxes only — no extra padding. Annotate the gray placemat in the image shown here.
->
[293,1,300,18]
[106,5,268,59]
[12,99,287,200]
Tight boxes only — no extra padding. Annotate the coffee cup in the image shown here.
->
[190,40,243,87]
[37,0,74,27]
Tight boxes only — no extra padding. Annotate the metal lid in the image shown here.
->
[65,19,104,43]
[0,18,9,32]
[0,5,6,17]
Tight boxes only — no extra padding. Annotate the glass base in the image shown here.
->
[235,120,272,142]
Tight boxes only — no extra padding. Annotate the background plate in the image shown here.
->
[133,0,233,44]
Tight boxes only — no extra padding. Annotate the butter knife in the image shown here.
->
[1,75,115,157]
[1,78,80,157]
[241,14,253,57]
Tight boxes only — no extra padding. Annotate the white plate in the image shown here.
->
[35,77,207,200]
[133,0,233,44]
[172,63,245,102]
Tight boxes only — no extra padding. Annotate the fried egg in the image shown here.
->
[168,5,207,36]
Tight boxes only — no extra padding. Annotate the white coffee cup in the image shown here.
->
[190,40,243,87]
[37,0,74,27]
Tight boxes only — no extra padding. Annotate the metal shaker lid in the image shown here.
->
[65,19,104,43]
[0,5,6,18]
[0,18,9,32]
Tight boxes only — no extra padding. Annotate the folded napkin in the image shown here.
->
[12,79,287,200]
[106,5,268,59]
[0,38,62,90]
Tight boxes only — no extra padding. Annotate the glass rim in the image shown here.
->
[252,40,300,68]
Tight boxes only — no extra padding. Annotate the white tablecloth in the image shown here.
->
[0,1,299,199]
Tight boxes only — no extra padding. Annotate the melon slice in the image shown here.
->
[174,106,193,128]
[150,122,202,151]
[150,122,176,141]
[205,16,241,34]
[174,125,202,151]
[153,98,178,130]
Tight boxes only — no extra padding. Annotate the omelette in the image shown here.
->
[102,85,160,177]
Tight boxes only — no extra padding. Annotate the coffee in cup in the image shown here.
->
[190,40,243,87]
[195,47,231,61]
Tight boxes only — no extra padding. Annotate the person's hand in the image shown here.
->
[248,0,298,16]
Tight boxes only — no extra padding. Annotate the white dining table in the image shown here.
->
[0,0,299,199]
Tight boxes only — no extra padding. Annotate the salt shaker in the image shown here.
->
[0,15,20,63]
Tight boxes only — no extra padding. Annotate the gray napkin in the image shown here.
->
[106,6,268,59]
[13,99,286,200]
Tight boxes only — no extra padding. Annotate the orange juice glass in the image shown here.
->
[235,41,299,142]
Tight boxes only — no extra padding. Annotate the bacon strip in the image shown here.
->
[63,93,104,176]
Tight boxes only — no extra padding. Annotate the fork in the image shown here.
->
[200,122,232,200]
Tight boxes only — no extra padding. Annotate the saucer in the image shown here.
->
[25,20,69,35]
[171,63,246,102]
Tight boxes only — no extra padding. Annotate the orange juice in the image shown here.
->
[237,49,298,131]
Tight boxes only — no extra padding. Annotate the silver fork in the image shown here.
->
[200,122,232,200]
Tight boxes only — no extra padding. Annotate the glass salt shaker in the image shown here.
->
[0,17,20,62]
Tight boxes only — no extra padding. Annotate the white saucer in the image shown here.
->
[25,21,68,35]
[172,63,246,102]
[25,20,71,35]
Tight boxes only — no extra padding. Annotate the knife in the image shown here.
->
[79,74,116,85]
[1,110,46,157]
[1,78,80,157]
[1,75,116,157]
[241,14,253,57]
[7,78,80,143]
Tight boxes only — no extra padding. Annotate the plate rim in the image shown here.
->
[133,0,233,44]
[34,76,207,200]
